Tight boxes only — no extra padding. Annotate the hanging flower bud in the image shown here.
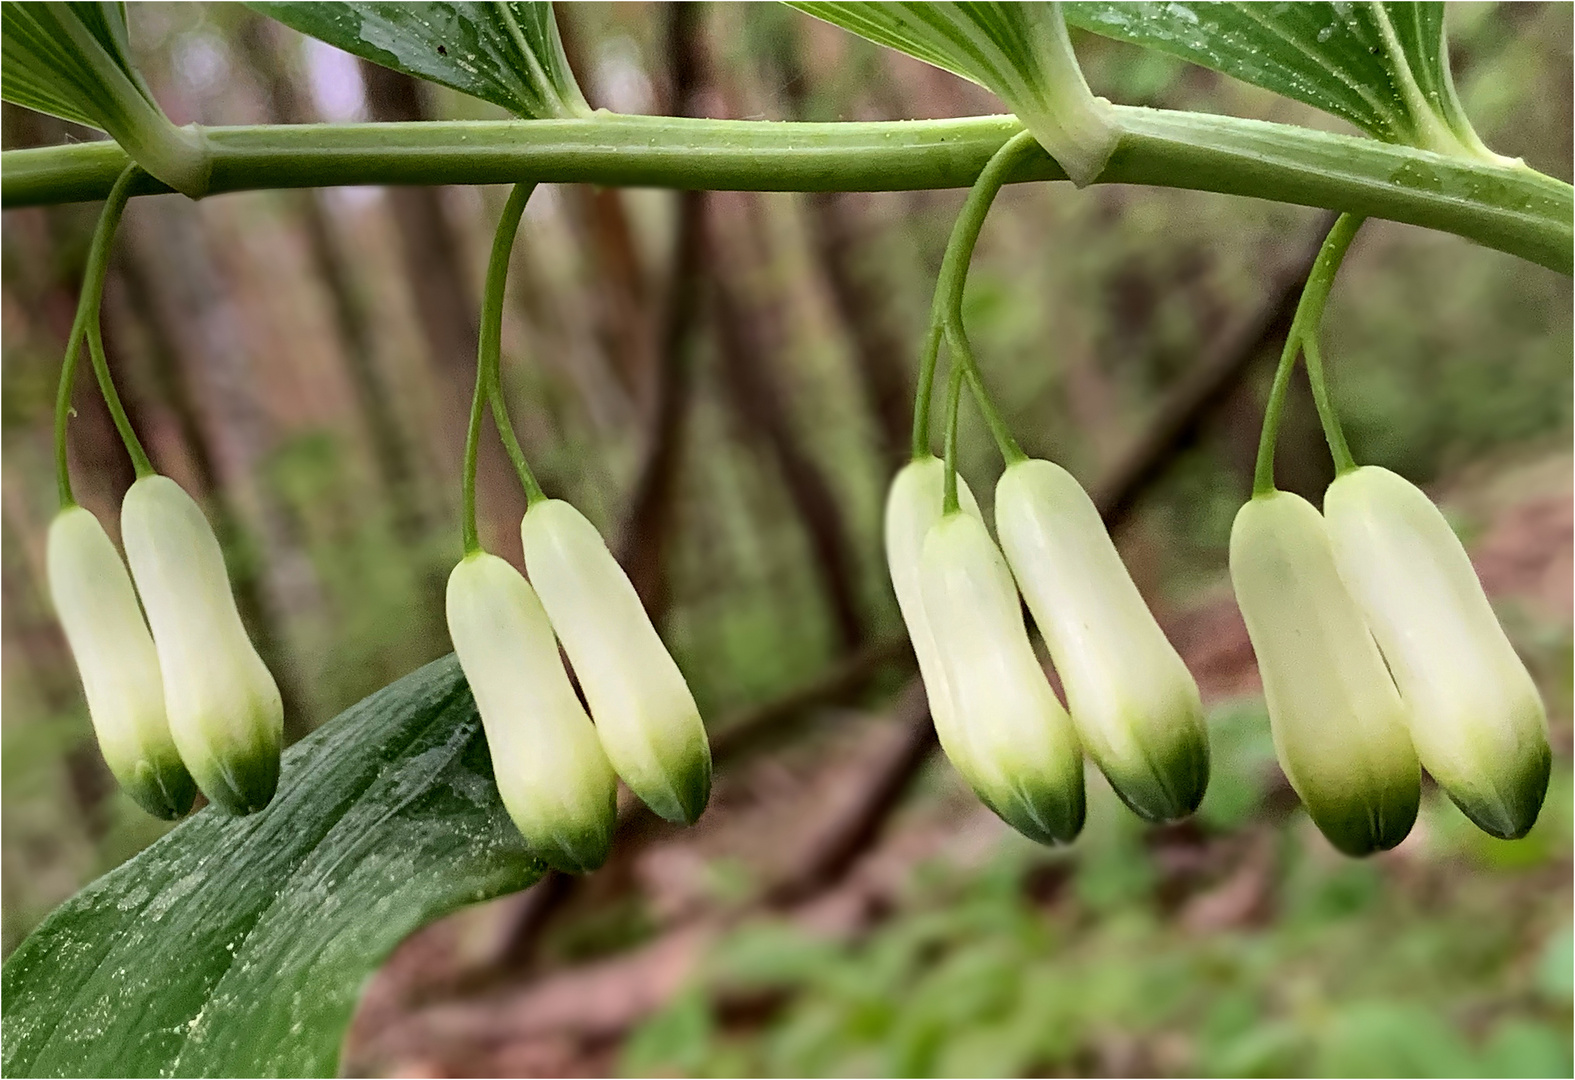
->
[120,475,282,815]
[921,509,1086,844]
[996,459,1209,823]
[1324,466,1551,839]
[883,456,985,777]
[1230,491,1420,856]
[521,500,711,825]
[46,507,196,820]
[446,553,618,873]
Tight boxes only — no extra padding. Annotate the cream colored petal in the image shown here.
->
[921,511,1085,844]
[882,456,983,773]
[1230,491,1419,855]
[1325,466,1550,839]
[47,506,195,819]
[997,459,1209,822]
[121,475,282,815]
[521,499,710,824]
[447,554,618,873]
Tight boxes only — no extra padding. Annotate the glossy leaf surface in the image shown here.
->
[251,1,589,119]
[0,1,138,128]
[787,2,1118,182]
[1062,2,1492,155]
[1,655,542,1078]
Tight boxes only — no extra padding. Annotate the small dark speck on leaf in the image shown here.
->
[437,44,448,55]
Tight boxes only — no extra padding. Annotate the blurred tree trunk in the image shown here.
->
[1095,216,1337,528]
[770,31,914,467]
[616,2,709,621]
[505,229,629,442]
[554,10,654,420]
[710,190,868,650]
[359,62,528,559]
[117,202,318,739]
[238,19,433,552]
[570,187,653,411]
[798,191,915,466]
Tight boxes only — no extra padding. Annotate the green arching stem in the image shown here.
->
[460,182,544,555]
[910,324,944,461]
[481,183,547,507]
[919,130,1040,505]
[915,129,1041,458]
[487,365,545,506]
[941,362,966,516]
[946,323,1027,465]
[1301,334,1356,474]
[1252,213,1365,496]
[52,164,147,508]
[87,321,155,479]
[52,301,93,508]
[459,378,486,555]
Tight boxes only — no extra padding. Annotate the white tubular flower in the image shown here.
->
[920,509,1085,844]
[520,500,711,825]
[1230,491,1420,856]
[121,475,283,815]
[883,456,984,775]
[446,553,618,873]
[1324,465,1551,839]
[996,459,1209,823]
[47,506,195,820]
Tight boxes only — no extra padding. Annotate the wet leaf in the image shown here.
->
[250,2,588,119]
[2,656,543,1078]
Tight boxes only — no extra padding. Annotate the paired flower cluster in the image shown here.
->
[445,500,712,874]
[1231,466,1551,854]
[48,476,284,819]
[886,455,1210,843]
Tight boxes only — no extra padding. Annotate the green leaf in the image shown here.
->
[0,2,211,195]
[786,2,1119,185]
[2,655,543,1078]
[249,1,589,119]
[1,1,133,129]
[1062,2,1504,160]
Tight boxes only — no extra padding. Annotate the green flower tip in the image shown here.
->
[129,754,198,821]
[984,772,1088,847]
[535,818,617,877]
[1103,723,1211,825]
[1303,773,1420,858]
[198,723,283,816]
[654,751,714,827]
[1448,737,1552,842]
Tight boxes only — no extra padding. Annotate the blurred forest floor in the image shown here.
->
[1,3,1570,1078]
